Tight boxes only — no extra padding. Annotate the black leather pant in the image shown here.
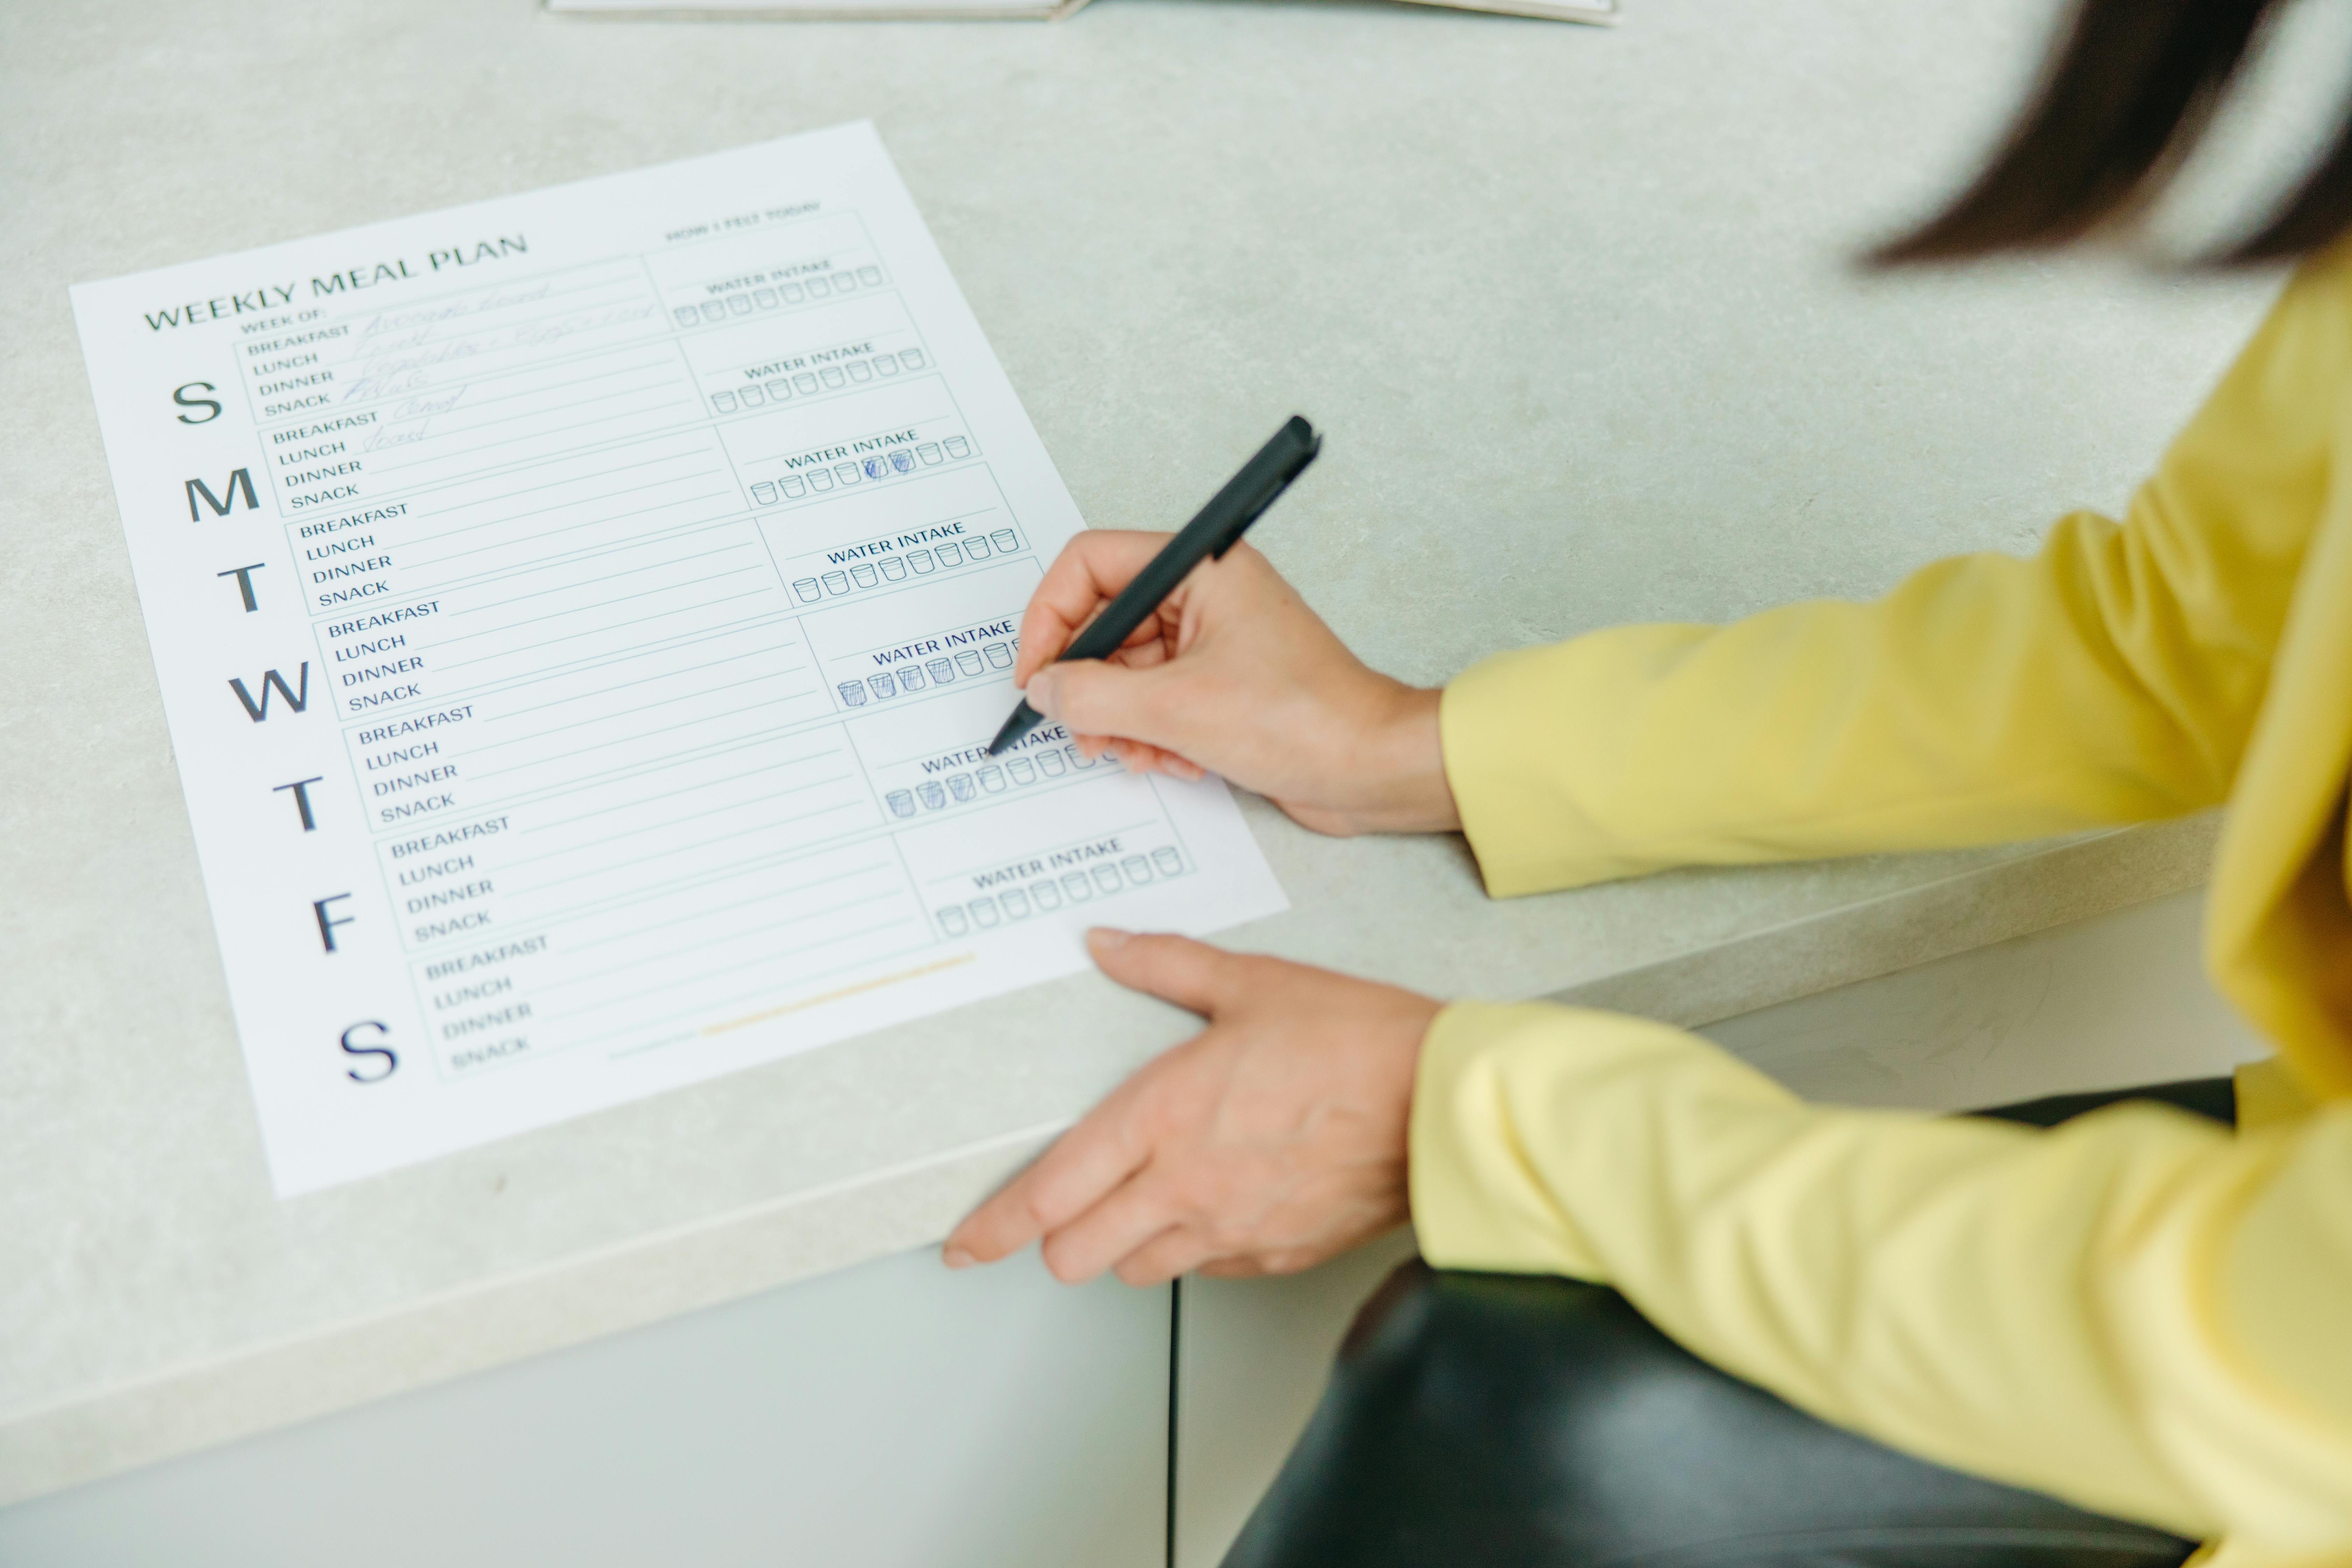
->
[1222,1079,2233,1568]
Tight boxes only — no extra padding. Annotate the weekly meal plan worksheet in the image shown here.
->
[72,123,1286,1195]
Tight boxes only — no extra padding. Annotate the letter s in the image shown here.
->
[340,1020,398,1082]
[173,382,223,424]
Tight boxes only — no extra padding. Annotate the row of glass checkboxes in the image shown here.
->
[799,527,1020,608]
[713,348,930,415]
[882,738,1108,814]
[673,265,886,326]
[936,847,1188,936]
[845,640,1015,706]
[752,435,969,501]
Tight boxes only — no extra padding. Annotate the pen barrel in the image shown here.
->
[1063,416,1318,663]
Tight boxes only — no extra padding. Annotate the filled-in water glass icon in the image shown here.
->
[964,537,992,561]
[992,529,1019,553]
[1122,855,1154,884]
[917,781,947,810]
[926,657,955,684]
[713,392,738,413]
[886,789,916,819]
[977,765,1006,792]
[999,888,1031,920]
[937,906,968,936]
[867,674,896,701]
[1092,864,1123,895]
[850,564,879,589]
[968,898,1000,929]
[898,666,925,693]
[946,773,976,803]
[751,482,776,504]
[983,643,1014,670]
[890,450,916,475]
[934,542,963,567]
[1037,749,1066,776]
[944,436,971,458]
[782,477,807,498]
[837,680,867,707]
[738,384,764,406]
[822,571,850,595]
[1152,847,1183,876]
[794,578,822,603]
[863,456,889,480]
[955,649,985,677]
[1006,758,1036,785]
[1061,871,1093,902]
[880,557,908,581]
[916,443,942,465]
[907,550,936,574]
[1030,880,1062,911]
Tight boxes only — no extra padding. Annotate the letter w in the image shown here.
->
[187,468,259,520]
[227,663,310,722]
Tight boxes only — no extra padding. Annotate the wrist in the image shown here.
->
[1349,681,1460,833]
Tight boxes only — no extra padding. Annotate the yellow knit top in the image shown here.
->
[1416,253,2352,1563]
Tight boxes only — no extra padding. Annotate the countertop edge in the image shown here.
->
[0,814,2221,1507]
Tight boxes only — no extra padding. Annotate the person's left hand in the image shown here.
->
[943,929,1442,1286]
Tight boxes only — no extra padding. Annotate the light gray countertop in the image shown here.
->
[0,0,2277,1504]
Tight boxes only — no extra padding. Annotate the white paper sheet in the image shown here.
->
[70,123,1287,1195]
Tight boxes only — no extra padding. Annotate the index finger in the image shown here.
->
[944,1082,1152,1266]
[1014,530,1178,686]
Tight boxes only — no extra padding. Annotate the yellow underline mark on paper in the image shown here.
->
[699,952,977,1037]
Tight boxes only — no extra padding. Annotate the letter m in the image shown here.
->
[227,663,310,722]
[187,468,259,520]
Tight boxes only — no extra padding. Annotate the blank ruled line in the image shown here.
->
[490,757,841,871]
[430,584,780,672]
[580,927,944,1050]
[427,562,769,651]
[545,912,915,1021]
[360,437,714,513]
[470,666,807,751]
[451,623,803,719]
[426,542,763,637]
[499,775,863,892]
[548,881,899,975]
[397,481,735,564]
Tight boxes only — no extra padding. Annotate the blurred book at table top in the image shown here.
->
[546,0,1615,24]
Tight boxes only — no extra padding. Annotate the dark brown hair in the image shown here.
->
[1875,0,2352,266]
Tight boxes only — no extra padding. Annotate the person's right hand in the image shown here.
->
[1012,532,1460,837]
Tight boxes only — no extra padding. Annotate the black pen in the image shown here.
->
[985,416,1322,757]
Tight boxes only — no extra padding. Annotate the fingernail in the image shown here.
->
[1025,668,1059,716]
[942,1245,975,1269]
[1088,926,1132,950]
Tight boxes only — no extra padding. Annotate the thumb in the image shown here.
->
[1027,660,1184,750]
[1087,929,1238,1018]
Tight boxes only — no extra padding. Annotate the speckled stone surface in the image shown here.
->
[0,0,2280,1503]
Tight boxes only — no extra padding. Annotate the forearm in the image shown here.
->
[1409,1002,2352,1548]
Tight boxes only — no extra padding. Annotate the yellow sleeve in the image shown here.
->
[1410,1001,2352,1554]
[1443,265,2340,897]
